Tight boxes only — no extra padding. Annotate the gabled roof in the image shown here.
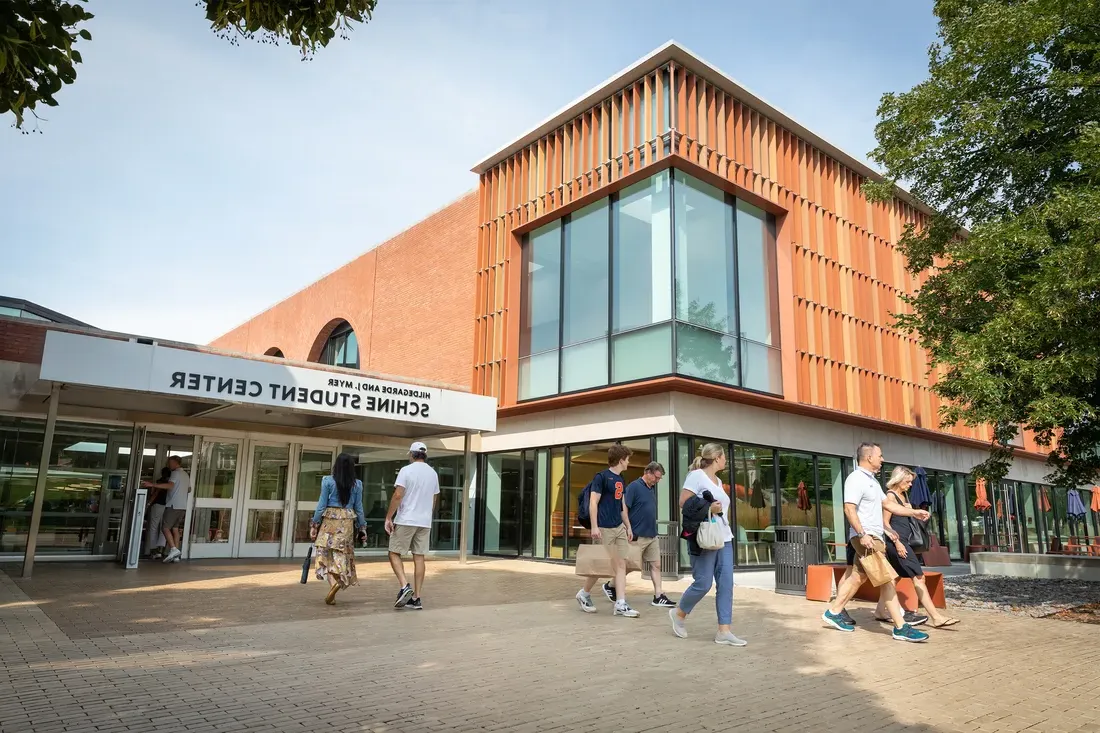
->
[470,41,928,215]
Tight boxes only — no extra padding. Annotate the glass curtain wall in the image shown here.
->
[481,451,542,557]
[517,168,781,401]
[733,445,776,565]
[612,173,673,383]
[341,445,464,552]
[1,417,132,555]
[474,435,1076,567]
[817,456,847,561]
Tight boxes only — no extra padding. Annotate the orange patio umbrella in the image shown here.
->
[974,477,992,511]
[1041,486,1052,512]
[1091,486,1100,513]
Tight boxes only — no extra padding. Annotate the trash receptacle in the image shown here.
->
[642,521,681,582]
[773,526,820,595]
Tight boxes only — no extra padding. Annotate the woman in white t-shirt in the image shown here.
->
[668,443,746,647]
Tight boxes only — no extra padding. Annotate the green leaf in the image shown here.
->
[79,29,91,41]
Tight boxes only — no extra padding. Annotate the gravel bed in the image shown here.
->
[944,574,1100,619]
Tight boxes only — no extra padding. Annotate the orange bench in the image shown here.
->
[808,565,945,611]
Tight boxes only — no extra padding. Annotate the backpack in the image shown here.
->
[576,477,597,529]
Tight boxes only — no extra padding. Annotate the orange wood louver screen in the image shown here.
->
[472,63,1009,445]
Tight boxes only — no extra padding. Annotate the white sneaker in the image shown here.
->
[669,608,687,638]
[613,602,639,618]
[163,548,181,563]
[576,591,596,614]
[715,631,747,647]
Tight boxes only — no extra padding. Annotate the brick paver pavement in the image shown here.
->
[1,558,1098,733]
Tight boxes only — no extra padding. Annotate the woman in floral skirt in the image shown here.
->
[309,453,367,605]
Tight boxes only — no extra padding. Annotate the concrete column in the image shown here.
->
[22,383,60,578]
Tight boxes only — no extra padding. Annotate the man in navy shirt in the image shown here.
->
[576,444,639,618]
[603,462,676,608]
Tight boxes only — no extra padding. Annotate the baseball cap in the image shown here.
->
[409,441,427,454]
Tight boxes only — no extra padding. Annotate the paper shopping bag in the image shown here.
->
[574,543,643,577]
[853,537,898,587]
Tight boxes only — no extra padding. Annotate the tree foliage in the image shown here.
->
[0,1,92,131]
[865,0,1100,486]
[2,0,378,130]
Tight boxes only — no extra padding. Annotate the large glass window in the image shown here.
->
[319,321,359,370]
[483,452,522,554]
[613,173,671,333]
[817,456,847,561]
[777,451,816,534]
[0,417,132,556]
[342,445,464,552]
[519,221,562,400]
[561,202,610,393]
[938,472,962,559]
[732,445,776,566]
[517,168,781,401]
[1018,482,1041,553]
[563,440,651,559]
[611,172,673,385]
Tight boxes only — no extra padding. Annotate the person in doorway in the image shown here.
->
[310,452,366,605]
[875,466,960,628]
[669,443,746,647]
[385,442,440,611]
[820,442,930,642]
[142,455,190,563]
[143,466,170,560]
[602,461,676,608]
[575,444,639,618]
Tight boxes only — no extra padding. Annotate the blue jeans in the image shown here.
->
[678,541,733,626]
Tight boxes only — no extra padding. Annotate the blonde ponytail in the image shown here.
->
[691,443,726,471]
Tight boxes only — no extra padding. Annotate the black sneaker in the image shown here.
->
[602,581,617,603]
[840,609,857,625]
[904,611,929,626]
[651,594,676,607]
[394,584,413,609]
[405,597,423,611]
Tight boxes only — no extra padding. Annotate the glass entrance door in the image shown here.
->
[287,446,334,557]
[188,439,242,559]
[238,443,290,557]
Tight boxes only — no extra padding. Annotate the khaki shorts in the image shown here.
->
[163,508,186,530]
[389,524,430,555]
[632,536,661,566]
[597,525,629,556]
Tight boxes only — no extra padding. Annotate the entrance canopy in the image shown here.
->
[38,331,496,439]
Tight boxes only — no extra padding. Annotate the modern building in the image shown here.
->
[0,309,494,573]
[4,43,1095,575]
[209,42,1097,569]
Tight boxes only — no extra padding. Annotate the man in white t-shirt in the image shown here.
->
[142,455,191,564]
[385,441,439,610]
[820,442,928,643]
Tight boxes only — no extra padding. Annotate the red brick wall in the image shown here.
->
[0,319,47,364]
[211,192,479,389]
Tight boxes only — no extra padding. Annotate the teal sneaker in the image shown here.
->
[822,609,855,632]
[892,623,929,643]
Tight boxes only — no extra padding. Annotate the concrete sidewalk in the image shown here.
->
[1,558,1097,733]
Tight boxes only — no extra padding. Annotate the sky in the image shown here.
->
[0,0,939,344]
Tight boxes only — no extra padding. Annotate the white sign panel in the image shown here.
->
[40,331,496,432]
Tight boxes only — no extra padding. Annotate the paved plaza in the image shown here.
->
[1,559,1099,733]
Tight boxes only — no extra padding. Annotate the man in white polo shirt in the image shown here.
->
[142,455,190,564]
[384,441,439,611]
[820,442,929,643]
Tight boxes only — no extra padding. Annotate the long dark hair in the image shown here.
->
[332,452,358,507]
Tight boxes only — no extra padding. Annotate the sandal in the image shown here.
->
[931,617,960,628]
